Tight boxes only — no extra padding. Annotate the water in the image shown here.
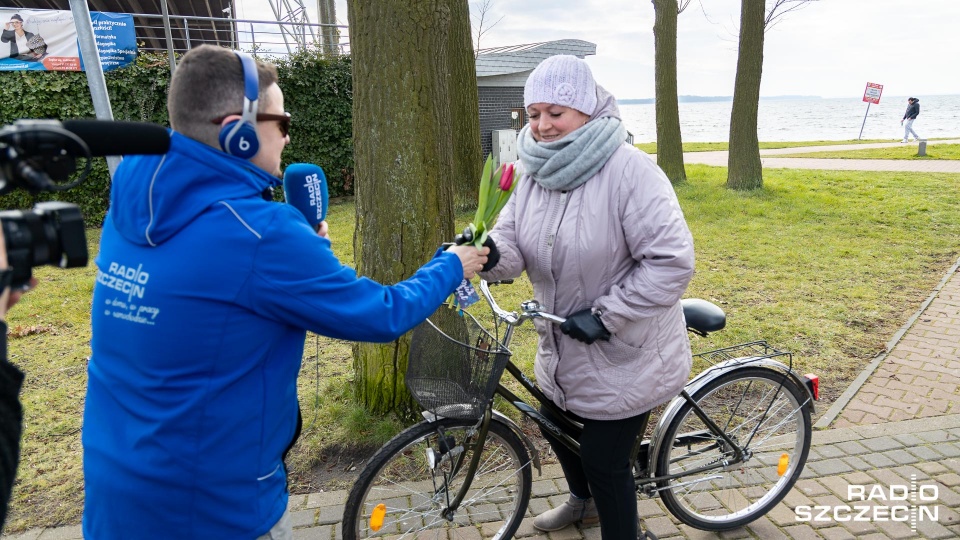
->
[619,95,960,143]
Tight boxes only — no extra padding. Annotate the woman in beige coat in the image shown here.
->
[481,55,696,539]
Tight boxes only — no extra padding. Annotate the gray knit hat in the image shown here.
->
[523,55,597,116]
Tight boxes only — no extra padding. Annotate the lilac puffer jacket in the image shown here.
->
[482,144,695,420]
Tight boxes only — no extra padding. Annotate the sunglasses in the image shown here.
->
[211,112,291,137]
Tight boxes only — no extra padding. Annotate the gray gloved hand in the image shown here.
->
[559,308,610,344]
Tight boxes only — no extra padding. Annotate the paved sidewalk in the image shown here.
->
[5,149,960,539]
[683,139,960,173]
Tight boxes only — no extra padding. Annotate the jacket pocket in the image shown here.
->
[592,335,662,387]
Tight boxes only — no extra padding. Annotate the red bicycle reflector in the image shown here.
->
[803,374,819,401]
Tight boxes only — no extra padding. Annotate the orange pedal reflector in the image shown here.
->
[370,503,386,531]
[777,453,789,476]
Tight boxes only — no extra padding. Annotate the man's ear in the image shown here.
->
[218,114,243,128]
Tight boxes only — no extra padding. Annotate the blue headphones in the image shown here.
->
[218,51,260,159]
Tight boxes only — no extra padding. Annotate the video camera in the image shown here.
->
[0,118,170,289]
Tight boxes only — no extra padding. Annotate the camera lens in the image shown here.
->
[0,201,88,288]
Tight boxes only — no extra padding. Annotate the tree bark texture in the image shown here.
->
[448,0,483,210]
[726,0,765,190]
[348,0,460,417]
[652,0,686,184]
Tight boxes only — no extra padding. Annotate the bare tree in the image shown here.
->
[652,0,693,184]
[348,0,474,416]
[471,0,504,57]
[726,0,819,190]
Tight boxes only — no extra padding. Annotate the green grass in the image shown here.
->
[634,139,895,154]
[776,143,960,160]
[6,164,960,531]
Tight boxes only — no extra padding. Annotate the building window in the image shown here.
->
[510,108,524,130]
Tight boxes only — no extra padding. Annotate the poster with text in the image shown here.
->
[0,8,136,72]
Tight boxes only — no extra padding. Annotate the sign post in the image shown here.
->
[859,82,883,140]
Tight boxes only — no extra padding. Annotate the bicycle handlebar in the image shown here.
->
[478,279,566,326]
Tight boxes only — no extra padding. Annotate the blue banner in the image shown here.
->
[0,9,136,72]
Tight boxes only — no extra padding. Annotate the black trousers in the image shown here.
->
[539,405,647,539]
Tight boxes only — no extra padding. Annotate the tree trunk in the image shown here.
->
[726,0,765,190]
[348,0,459,417]
[448,0,483,210]
[652,0,686,184]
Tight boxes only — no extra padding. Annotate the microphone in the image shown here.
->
[282,163,328,230]
[62,119,170,156]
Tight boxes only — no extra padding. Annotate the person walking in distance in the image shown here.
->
[901,97,921,143]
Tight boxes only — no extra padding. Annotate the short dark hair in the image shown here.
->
[167,45,279,148]
[10,14,23,22]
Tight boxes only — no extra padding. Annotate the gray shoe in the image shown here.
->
[532,494,599,531]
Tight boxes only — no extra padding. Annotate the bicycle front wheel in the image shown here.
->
[341,417,533,539]
[655,367,812,531]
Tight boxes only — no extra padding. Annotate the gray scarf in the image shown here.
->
[517,116,627,191]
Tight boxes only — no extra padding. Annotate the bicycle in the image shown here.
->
[341,279,818,539]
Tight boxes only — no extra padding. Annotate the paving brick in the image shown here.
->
[676,524,724,539]
[883,448,922,465]
[931,442,960,458]
[936,472,960,487]
[316,505,345,526]
[918,431,956,444]
[531,479,561,497]
[915,516,956,539]
[861,452,897,469]
[780,524,821,540]
[812,445,846,460]
[818,526,855,540]
[33,527,82,540]
[642,516,681,538]
[834,440,870,456]
[917,460,951,476]
[636,498,666,518]
[906,445,945,462]
[766,500,801,527]
[808,458,855,476]
[861,436,904,452]
[871,517,923,540]
[817,476,852,499]
[941,458,960,474]
[293,524,333,540]
[290,508,318,528]
[306,490,349,509]
[840,455,872,471]
[744,515,789,539]
[795,479,830,497]
[930,482,960,506]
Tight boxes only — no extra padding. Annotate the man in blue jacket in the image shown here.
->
[82,44,489,539]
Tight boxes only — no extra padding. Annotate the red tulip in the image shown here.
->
[499,162,515,191]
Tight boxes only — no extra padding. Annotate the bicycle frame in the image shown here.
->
[428,279,815,514]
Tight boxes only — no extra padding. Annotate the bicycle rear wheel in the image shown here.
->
[655,367,811,531]
[341,417,532,539]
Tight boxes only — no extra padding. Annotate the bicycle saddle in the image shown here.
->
[681,298,726,334]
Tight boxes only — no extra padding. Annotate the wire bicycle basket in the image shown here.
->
[406,306,511,420]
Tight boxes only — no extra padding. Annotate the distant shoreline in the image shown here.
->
[618,95,821,104]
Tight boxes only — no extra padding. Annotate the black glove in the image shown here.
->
[559,308,610,344]
[480,236,500,272]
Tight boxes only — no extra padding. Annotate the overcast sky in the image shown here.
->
[236,0,959,101]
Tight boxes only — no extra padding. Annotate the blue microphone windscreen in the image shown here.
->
[282,163,329,226]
